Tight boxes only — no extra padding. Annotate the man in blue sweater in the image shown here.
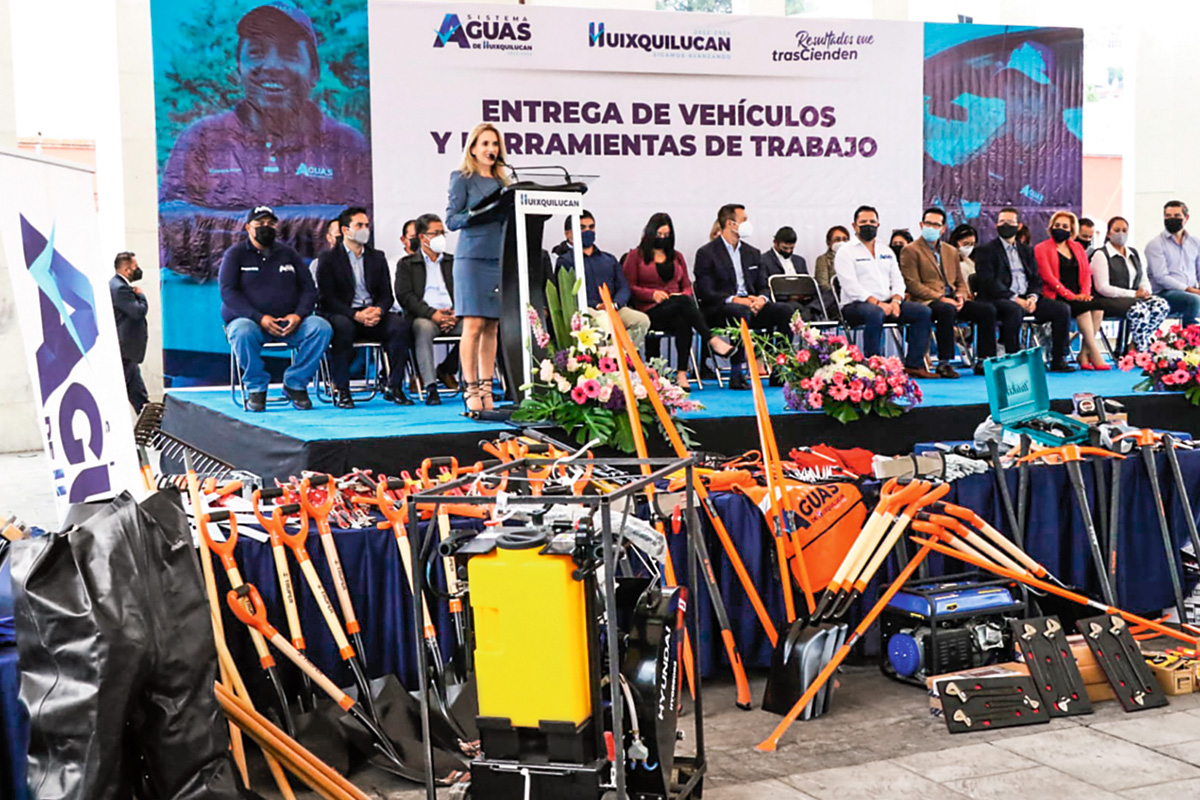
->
[220,205,333,410]
[554,210,649,346]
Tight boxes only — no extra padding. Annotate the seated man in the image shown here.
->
[396,213,462,406]
[220,205,333,411]
[555,209,650,346]
[762,225,837,320]
[1144,199,1200,327]
[834,205,937,379]
[316,206,413,408]
[694,203,798,389]
[973,206,1074,371]
[899,207,997,377]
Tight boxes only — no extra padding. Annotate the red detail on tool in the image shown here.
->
[604,731,615,761]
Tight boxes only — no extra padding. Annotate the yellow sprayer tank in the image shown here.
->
[468,543,592,728]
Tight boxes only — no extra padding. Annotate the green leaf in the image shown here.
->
[545,280,568,350]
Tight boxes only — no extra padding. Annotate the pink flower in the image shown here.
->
[598,384,613,403]
[582,379,601,398]
[863,388,875,401]
[832,372,846,385]
[874,380,887,394]
[797,350,811,364]
[830,385,849,401]
[1172,369,1190,385]
[1117,355,1135,372]
[1134,352,1153,368]
[1151,341,1167,355]
[807,392,824,409]
[892,385,904,397]
[810,377,825,391]
[1163,372,1177,385]
[776,354,788,366]
[598,357,617,373]
[846,345,863,361]
[571,386,588,404]
[799,378,812,390]
[849,388,863,403]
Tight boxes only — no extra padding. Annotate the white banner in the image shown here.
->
[370,1,923,271]
[0,149,139,523]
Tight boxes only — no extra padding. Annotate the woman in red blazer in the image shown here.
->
[623,212,734,389]
[1034,210,1109,370]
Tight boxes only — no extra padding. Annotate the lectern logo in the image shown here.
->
[433,13,533,51]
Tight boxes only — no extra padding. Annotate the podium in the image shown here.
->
[467,167,593,402]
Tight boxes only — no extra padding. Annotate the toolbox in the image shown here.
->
[983,349,1090,446]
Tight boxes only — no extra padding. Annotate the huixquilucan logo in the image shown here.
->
[433,13,533,51]
[772,29,875,63]
[588,22,731,59]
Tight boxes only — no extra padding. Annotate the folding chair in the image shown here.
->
[831,276,905,355]
[645,330,704,390]
[316,341,387,404]
[229,340,297,411]
[770,273,841,333]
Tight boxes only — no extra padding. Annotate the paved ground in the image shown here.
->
[5,450,1200,798]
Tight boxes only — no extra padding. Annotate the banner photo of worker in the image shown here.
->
[150,0,371,385]
[923,23,1084,237]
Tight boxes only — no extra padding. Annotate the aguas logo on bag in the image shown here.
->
[433,12,533,52]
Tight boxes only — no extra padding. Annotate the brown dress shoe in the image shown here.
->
[936,363,961,379]
[904,366,939,380]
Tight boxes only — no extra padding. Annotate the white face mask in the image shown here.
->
[1108,232,1128,247]
[831,240,846,253]
[736,220,754,240]
[350,227,371,245]
[958,244,974,258]
[427,234,448,254]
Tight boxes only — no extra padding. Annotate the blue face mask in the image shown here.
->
[921,225,941,243]
[581,230,596,248]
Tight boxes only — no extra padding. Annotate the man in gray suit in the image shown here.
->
[109,251,149,412]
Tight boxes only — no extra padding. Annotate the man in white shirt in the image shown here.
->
[834,205,938,379]
[395,213,462,405]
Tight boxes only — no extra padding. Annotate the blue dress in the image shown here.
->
[446,170,505,319]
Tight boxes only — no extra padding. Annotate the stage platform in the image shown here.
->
[163,369,1200,480]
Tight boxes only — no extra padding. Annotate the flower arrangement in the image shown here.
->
[1117,324,1200,406]
[513,271,703,451]
[746,313,922,423]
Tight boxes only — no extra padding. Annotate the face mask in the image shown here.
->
[736,220,754,240]
[1108,232,1128,247]
[427,234,447,254]
[407,236,418,252]
[350,227,371,245]
[254,225,276,248]
[130,267,143,282]
[654,234,674,250]
[1050,228,1070,244]
[831,240,846,253]
[921,225,941,243]
[997,223,1019,240]
[890,243,905,258]
[958,244,974,258]
[777,248,794,260]
[1165,217,1185,234]
[857,224,878,243]
[1076,237,1092,247]
[581,230,596,248]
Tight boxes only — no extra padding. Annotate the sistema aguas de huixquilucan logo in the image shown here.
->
[433,13,533,51]
[588,22,731,59]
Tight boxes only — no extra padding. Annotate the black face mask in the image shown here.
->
[1165,217,1185,235]
[997,223,1020,240]
[857,224,878,243]
[130,267,143,282]
[1076,237,1092,248]
[653,234,674,250]
[1050,228,1071,244]
[408,236,419,252]
[890,243,905,257]
[254,226,277,248]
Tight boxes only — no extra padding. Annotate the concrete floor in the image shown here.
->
[4,450,1200,798]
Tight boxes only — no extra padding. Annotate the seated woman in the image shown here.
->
[949,223,978,283]
[813,224,850,296]
[1090,216,1171,352]
[1035,210,1109,370]
[623,212,735,390]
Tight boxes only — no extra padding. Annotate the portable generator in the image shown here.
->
[879,574,1026,686]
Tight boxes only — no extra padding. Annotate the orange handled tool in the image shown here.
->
[227,584,409,775]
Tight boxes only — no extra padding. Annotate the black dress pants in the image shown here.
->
[993,297,1071,362]
[327,311,412,391]
[646,295,713,371]
[703,300,798,364]
[929,299,998,360]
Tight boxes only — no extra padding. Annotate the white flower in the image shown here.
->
[539,360,555,382]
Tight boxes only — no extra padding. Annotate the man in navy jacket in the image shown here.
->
[694,204,797,389]
[316,206,413,407]
[220,205,333,411]
[554,210,649,346]
[109,251,149,412]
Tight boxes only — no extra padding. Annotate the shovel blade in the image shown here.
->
[763,620,839,718]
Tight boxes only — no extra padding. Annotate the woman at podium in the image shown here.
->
[446,122,510,417]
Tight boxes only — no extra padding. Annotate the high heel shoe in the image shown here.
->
[677,371,691,392]
[1080,363,1095,371]
[1092,361,1112,371]
[709,336,738,359]
[477,379,495,411]
[462,381,483,419]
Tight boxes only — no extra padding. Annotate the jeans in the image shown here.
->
[226,315,333,393]
[840,300,932,368]
[326,312,412,391]
[1159,289,1200,327]
[929,299,998,360]
[413,316,463,384]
